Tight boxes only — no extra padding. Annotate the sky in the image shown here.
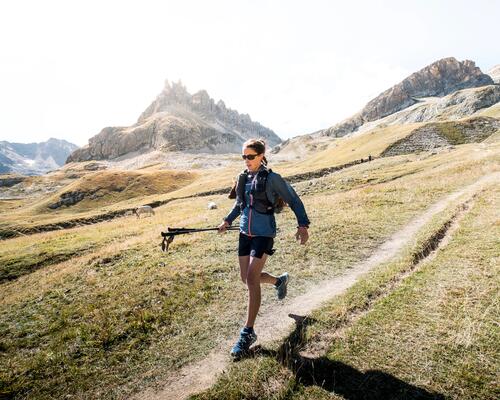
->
[0,0,498,147]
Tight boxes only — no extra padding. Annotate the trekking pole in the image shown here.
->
[160,226,239,252]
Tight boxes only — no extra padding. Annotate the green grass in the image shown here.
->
[321,186,499,399]
[0,140,498,399]
[3,141,497,285]
[191,357,295,400]
[435,119,496,145]
[192,185,499,400]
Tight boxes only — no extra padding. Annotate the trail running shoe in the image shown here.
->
[275,272,289,300]
[230,328,257,358]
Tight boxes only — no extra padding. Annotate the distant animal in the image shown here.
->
[207,201,218,210]
[134,205,155,218]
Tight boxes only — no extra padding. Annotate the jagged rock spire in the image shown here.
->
[67,80,281,162]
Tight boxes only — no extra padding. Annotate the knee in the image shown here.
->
[246,273,260,287]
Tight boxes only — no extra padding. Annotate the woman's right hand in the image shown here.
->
[295,226,309,245]
[218,220,230,233]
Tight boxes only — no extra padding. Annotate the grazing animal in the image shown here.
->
[207,201,218,210]
[134,205,155,218]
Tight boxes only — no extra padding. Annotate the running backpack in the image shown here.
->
[228,168,286,214]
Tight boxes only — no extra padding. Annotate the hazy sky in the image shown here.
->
[0,0,498,146]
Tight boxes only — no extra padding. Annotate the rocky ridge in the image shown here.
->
[67,81,281,162]
[273,84,500,158]
[322,57,494,137]
[380,116,500,157]
[349,84,500,137]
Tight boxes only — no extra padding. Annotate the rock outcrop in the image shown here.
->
[48,191,88,209]
[67,81,281,162]
[323,57,494,137]
[365,85,500,127]
[487,65,500,83]
[0,175,26,187]
[381,116,500,157]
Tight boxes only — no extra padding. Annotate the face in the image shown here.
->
[242,147,264,171]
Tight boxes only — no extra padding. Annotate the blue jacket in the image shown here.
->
[224,167,310,237]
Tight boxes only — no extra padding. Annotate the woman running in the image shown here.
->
[218,138,310,358]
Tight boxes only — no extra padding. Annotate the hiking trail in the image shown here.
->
[134,172,498,400]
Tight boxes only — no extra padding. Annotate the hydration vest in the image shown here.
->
[228,168,285,215]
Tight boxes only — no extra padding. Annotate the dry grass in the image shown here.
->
[320,186,499,399]
[0,169,200,231]
[281,123,421,173]
[0,122,426,230]
[193,181,499,400]
[37,169,198,211]
[0,135,499,399]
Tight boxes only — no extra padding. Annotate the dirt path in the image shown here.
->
[134,172,498,400]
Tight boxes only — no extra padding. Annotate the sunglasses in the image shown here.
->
[241,154,260,160]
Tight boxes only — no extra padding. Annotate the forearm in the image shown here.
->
[270,174,310,227]
[224,202,241,225]
[288,197,310,227]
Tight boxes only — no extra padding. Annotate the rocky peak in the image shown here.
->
[67,80,281,162]
[192,90,216,113]
[216,99,226,110]
[138,80,192,122]
[324,57,494,137]
[363,57,492,121]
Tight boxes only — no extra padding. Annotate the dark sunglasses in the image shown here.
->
[241,154,260,160]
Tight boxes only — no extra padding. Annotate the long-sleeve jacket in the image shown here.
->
[224,167,310,237]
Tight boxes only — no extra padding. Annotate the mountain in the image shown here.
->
[272,58,499,159]
[322,57,494,137]
[67,81,281,163]
[0,138,79,175]
[487,65,500,83]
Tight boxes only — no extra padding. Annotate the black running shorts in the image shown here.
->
[238,233,275,258]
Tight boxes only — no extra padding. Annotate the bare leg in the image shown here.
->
[261,271,278,285]
[238,255,278,285]
[238,256,250,284]
[245,254,273,328]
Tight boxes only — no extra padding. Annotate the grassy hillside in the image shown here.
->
[0,122,420,234]
[194,184,499,400]
[38,169,198,211]
[0,136,498,399]
[279,124,420,174]
[0,169,200,231]
[3,113,497,236]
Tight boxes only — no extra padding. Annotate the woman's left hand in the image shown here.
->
[295,227,309,245]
